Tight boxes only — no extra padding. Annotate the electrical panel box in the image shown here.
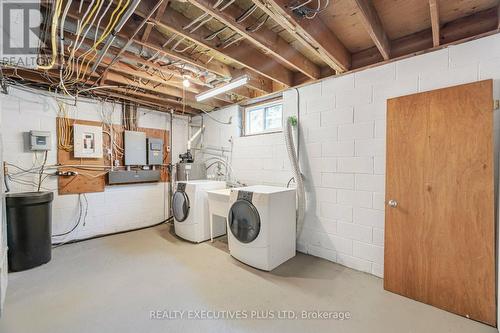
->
[147,138,163,165]
[29,131,51,151]
[124,130,146,166]
[73,124,103,158]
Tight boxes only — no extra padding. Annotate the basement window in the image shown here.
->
[244,100,283,136]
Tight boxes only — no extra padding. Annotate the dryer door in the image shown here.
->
[172,191,190,222]
[228,199,261,243]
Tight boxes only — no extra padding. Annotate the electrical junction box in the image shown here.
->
[124,130,146,165]
[29,131,51,151]
[73,124,103,158]
[147,138,163,165]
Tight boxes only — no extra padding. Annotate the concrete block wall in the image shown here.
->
[201,33,500,279]
[0,87,190,243]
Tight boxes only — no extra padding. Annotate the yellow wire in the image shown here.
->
[80,0,102,34]
[76,0,130,82]
[38,0,63,70]
[64,0,103,83]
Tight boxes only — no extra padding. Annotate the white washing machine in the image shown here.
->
[173,180,226,243]
[227,185,296,271]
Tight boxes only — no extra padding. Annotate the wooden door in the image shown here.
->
[384,80,496,326]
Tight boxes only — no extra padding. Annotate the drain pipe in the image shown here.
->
[284,89,306,238]
[169,109,174,218]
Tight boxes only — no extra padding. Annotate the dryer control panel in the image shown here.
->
[237,191,253,202]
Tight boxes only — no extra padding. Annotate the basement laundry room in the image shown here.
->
[0,0,500,332]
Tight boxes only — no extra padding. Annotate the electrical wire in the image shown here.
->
[52,217,172,248]
[52,194,84,237]
[38,0,63,70]
[37,151,48,191]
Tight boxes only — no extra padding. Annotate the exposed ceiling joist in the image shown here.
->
[186,0,321,80]
[94,90,199,114]
[352,7,498,69]
[135,2,294,86]
[2,68,199,115]
[141,0,170,43]
[100,0,170,82]
[250,0,351,72]
[133,28,274,94]
[429,0,440,47]
[105,87,200,114]
[353,0,391,60]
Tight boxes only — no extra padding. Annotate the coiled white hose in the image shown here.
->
[284,117,306,239]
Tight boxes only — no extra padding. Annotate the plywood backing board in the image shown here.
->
[57,118,109,195]
[57,117,170,195]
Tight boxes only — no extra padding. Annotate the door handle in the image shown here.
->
[388,199,398,208]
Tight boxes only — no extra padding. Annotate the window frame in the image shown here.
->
[243,99,284,136]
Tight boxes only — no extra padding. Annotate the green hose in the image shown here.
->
[288,116,298,127]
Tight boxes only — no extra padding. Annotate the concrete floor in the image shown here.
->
[0,223,496,333]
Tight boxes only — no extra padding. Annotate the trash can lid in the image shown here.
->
[6,191,54,207]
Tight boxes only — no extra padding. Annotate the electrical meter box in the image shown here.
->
[73,124,103,158]
[124,130,146,165]
[29,131,51,151]
[147,138,164,165]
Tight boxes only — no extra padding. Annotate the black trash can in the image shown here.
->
[6,192,54,272]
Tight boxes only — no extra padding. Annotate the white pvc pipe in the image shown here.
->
[187,126,204,150]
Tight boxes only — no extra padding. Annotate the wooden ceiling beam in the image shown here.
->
[250,0,351,72]
[93,90,199,115]
[135,3,294,86]
[186,0,321,80]
[63,44,227,109]
[140,0,170,43]
[102,88,200,114]
[62,30,244,103]
[105,71,227,109]
[352,0,391,60]
[2,68,198,114]
[131,28,273,94]
[44,1,275,95]
[352,7,498,69]
[429,0,440,47]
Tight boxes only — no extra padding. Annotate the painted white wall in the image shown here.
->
[201,33,500,282]
[0,87,190,243]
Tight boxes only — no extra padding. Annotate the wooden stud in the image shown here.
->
[429,0,440,47]
[352,0,391,60]
[141,0,170,43]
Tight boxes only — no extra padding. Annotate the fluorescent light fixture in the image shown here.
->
[195,75,249,102]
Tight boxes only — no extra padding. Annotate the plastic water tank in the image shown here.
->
[6,192,54,272]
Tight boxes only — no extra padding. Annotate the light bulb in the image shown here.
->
[183,79,190,88]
